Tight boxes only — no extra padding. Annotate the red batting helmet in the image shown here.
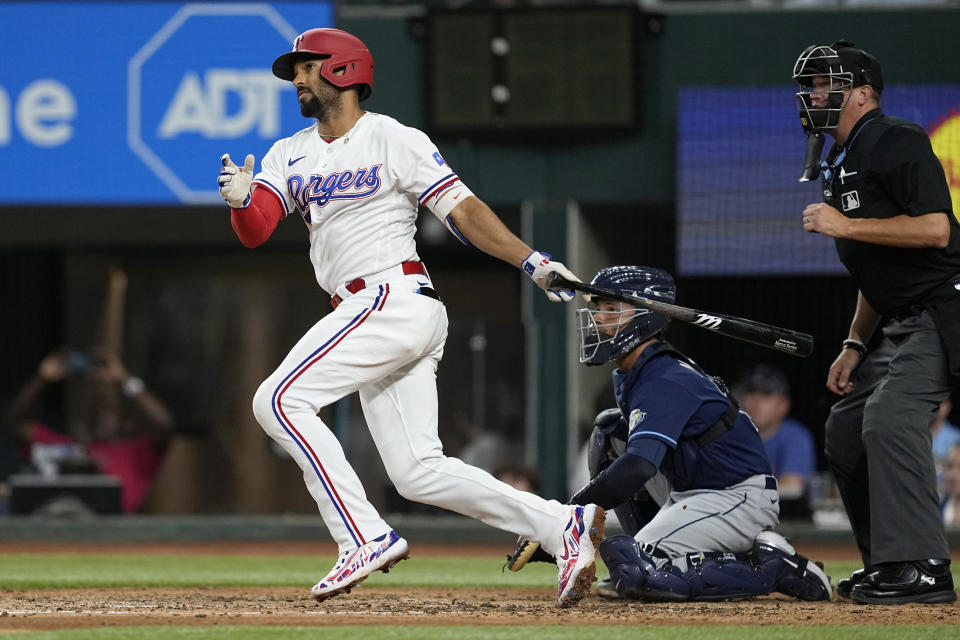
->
[272,28,374,101]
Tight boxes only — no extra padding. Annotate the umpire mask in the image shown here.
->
[792,44,853,132]
[576,266,674,366]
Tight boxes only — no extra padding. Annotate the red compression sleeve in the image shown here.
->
[231,186,285,248]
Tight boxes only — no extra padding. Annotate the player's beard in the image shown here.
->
[299,86,341,121]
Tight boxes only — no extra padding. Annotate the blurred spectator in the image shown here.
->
[733,364,816,519]
[6,347,174,513]
[495,466,540,494]
[941,443,960,527]
[931,398,960,466]
[458,428,515,474]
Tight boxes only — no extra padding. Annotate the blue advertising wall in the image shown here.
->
[0,2,333,204]
[676,85,960,275]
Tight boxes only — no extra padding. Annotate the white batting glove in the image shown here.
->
[218,153,255,208]
[521,250,579,302]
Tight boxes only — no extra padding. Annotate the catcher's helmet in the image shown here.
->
[576,266,675,366]
[792,40,883,132]
[272,28,374,101]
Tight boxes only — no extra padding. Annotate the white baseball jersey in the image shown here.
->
[252,112,472,294]
[245,109,572,578]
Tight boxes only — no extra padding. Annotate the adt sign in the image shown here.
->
[131,4,312,203]
[0,2,332,204]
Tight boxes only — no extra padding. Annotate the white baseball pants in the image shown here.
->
[251,273,570,554]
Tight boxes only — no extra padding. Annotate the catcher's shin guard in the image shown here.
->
[681,551,772,601]
[752,531,832,601]
[504,536,554,572]
[599,535,690,601]
[601,537,775,602]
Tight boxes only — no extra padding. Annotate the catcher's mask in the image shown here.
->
[576,266,674,366]
[792,40,883,133]
[272,28,374,101]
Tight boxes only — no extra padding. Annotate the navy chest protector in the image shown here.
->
[637,343,740,491]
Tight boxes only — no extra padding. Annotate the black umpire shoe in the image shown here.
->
[851,560,957,605]
[836,568,867,599]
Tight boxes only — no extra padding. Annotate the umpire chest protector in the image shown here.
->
[820,109,888,219]
[823,109,960,315]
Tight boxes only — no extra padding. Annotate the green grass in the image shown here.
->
[0,553,879,590]
[3,554,957,639]
[13,626,960,640]
[0,553,569,589]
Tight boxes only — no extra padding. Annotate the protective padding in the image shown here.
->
[600,536,778,602]
[587,408,659,537]
[682,552,773,601]
[578,265,675,365]
[599,536,690,601]
[587,408,626,477]
[272,28,374,101]
[753,537,832,601]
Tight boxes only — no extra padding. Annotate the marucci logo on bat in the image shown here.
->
[693,314,723,330]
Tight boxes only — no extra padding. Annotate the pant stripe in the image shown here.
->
[377,284,390,310]
[270,285,387,547]
[651,492,748,551]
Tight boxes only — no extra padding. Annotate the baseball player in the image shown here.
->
[507,266,831,602]
[215,28,604,607]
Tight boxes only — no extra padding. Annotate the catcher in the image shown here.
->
[507,266,832,602]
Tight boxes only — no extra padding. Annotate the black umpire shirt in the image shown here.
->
[821,108,960,316]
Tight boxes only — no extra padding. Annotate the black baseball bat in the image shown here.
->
[548,274,814,357]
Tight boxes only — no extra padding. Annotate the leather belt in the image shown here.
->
[331,261,429,309]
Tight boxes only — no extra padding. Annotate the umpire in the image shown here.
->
[794,40,960,604]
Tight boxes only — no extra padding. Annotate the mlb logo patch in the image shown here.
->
[841,190,860,212]
[628,409,646,432]
[432,151,446,167]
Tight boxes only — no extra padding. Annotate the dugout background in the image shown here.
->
[1,3,958,511]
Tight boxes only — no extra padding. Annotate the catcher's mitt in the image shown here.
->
[503,536,555,572]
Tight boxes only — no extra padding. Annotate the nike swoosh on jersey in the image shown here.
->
[288,155,307,166]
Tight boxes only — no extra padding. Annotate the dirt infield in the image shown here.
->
[1,542,957,632]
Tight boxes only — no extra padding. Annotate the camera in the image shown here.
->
[64,351,97,375]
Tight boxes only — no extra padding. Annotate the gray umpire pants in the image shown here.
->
[825,310,951,568]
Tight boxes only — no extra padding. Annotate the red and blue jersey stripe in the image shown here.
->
[418,173,460,206]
